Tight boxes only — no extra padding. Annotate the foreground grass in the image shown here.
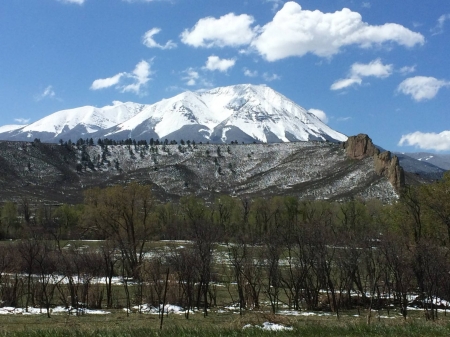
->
[1,310,450,337]
[2,323,450,337]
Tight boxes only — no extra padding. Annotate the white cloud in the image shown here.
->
[42,86,56,98]
[181,68,213,88]
[121,60,152,94]
[35,85,56,101]
[362,2,371,8]
[398,131,450,151]
[331,58,392,90]
[181,13,256,48]
[91,73,125,90]
[204,56,235,72]
[331,77,362,91]
[308,109,328,124]
[142,28,177,49]
[399,65,416,75]
[397,76,450,101]
[431,14,450,35]
[243,68,258,77]
[90,60,152,95]
[337,116,352,122]
[58,0,85,4]
[351,59,393,78]
[182,68,200,86]
[265,0,284,12]
[252,2,424,61]
[263,72,281,81]
[14,118,31,124]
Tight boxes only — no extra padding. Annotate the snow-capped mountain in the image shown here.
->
[0,102,146,143]
[0,84,347,144]
[396,152,450,171]
[0,124,26,134]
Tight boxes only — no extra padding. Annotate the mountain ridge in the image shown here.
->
[396,152,450,171]
[0,84,347,144]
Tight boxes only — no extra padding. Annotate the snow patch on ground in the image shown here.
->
[0,306,110,315]
[127,304,187,315]
[278,310,331,316]
[243,322,293,331]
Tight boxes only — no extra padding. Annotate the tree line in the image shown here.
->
[59,137,250,148]
[0,173,450,321]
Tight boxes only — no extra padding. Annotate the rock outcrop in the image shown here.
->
[342,134,405,191]
[342,133,379,159]
[374,151,405,191]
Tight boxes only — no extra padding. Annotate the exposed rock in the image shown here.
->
[374,151,405,191]
[343,134,405,191]
[342,134,379,159]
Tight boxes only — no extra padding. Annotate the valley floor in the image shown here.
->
[1,307,450,337]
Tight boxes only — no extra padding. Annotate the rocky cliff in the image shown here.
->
[342,134,405,191]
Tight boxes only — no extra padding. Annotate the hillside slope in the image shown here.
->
[0,140,397,205]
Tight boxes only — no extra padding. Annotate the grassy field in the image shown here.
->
[1,308,450,336]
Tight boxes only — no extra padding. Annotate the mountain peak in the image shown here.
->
[0,84,347,144]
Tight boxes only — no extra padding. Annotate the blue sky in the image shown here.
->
[1,0,449,152]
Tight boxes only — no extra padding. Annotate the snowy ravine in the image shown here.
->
[0,84,347,144]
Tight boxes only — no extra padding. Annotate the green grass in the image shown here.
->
[1,310,450,337]
[2,323,450,337]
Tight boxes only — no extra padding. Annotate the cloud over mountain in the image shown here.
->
[397,76,450,101]
[90,60,153,95]
[204,56,236,72]
[399,131,450,151]
[142,28,177,49]
[251,2,424,61]
[181,13,256,48]
[331,59,393,90]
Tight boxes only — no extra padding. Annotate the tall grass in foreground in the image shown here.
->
[2,323,450,337]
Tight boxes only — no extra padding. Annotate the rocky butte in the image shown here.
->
[342,134,405,191]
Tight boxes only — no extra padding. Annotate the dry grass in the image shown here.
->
[1,308,450,336]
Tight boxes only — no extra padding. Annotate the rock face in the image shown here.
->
[343,134,405,191]
[342,134,380,159]
[374,151,405,191]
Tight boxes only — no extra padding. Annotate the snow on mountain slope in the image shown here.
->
[398,152,450,171]
[101,84,347,143]
[0,84,347,144]
[0,124,26,133]
[203,85,346,143]
[23,102,144,134]
[0,102,145,142]
[108,90,231,138]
